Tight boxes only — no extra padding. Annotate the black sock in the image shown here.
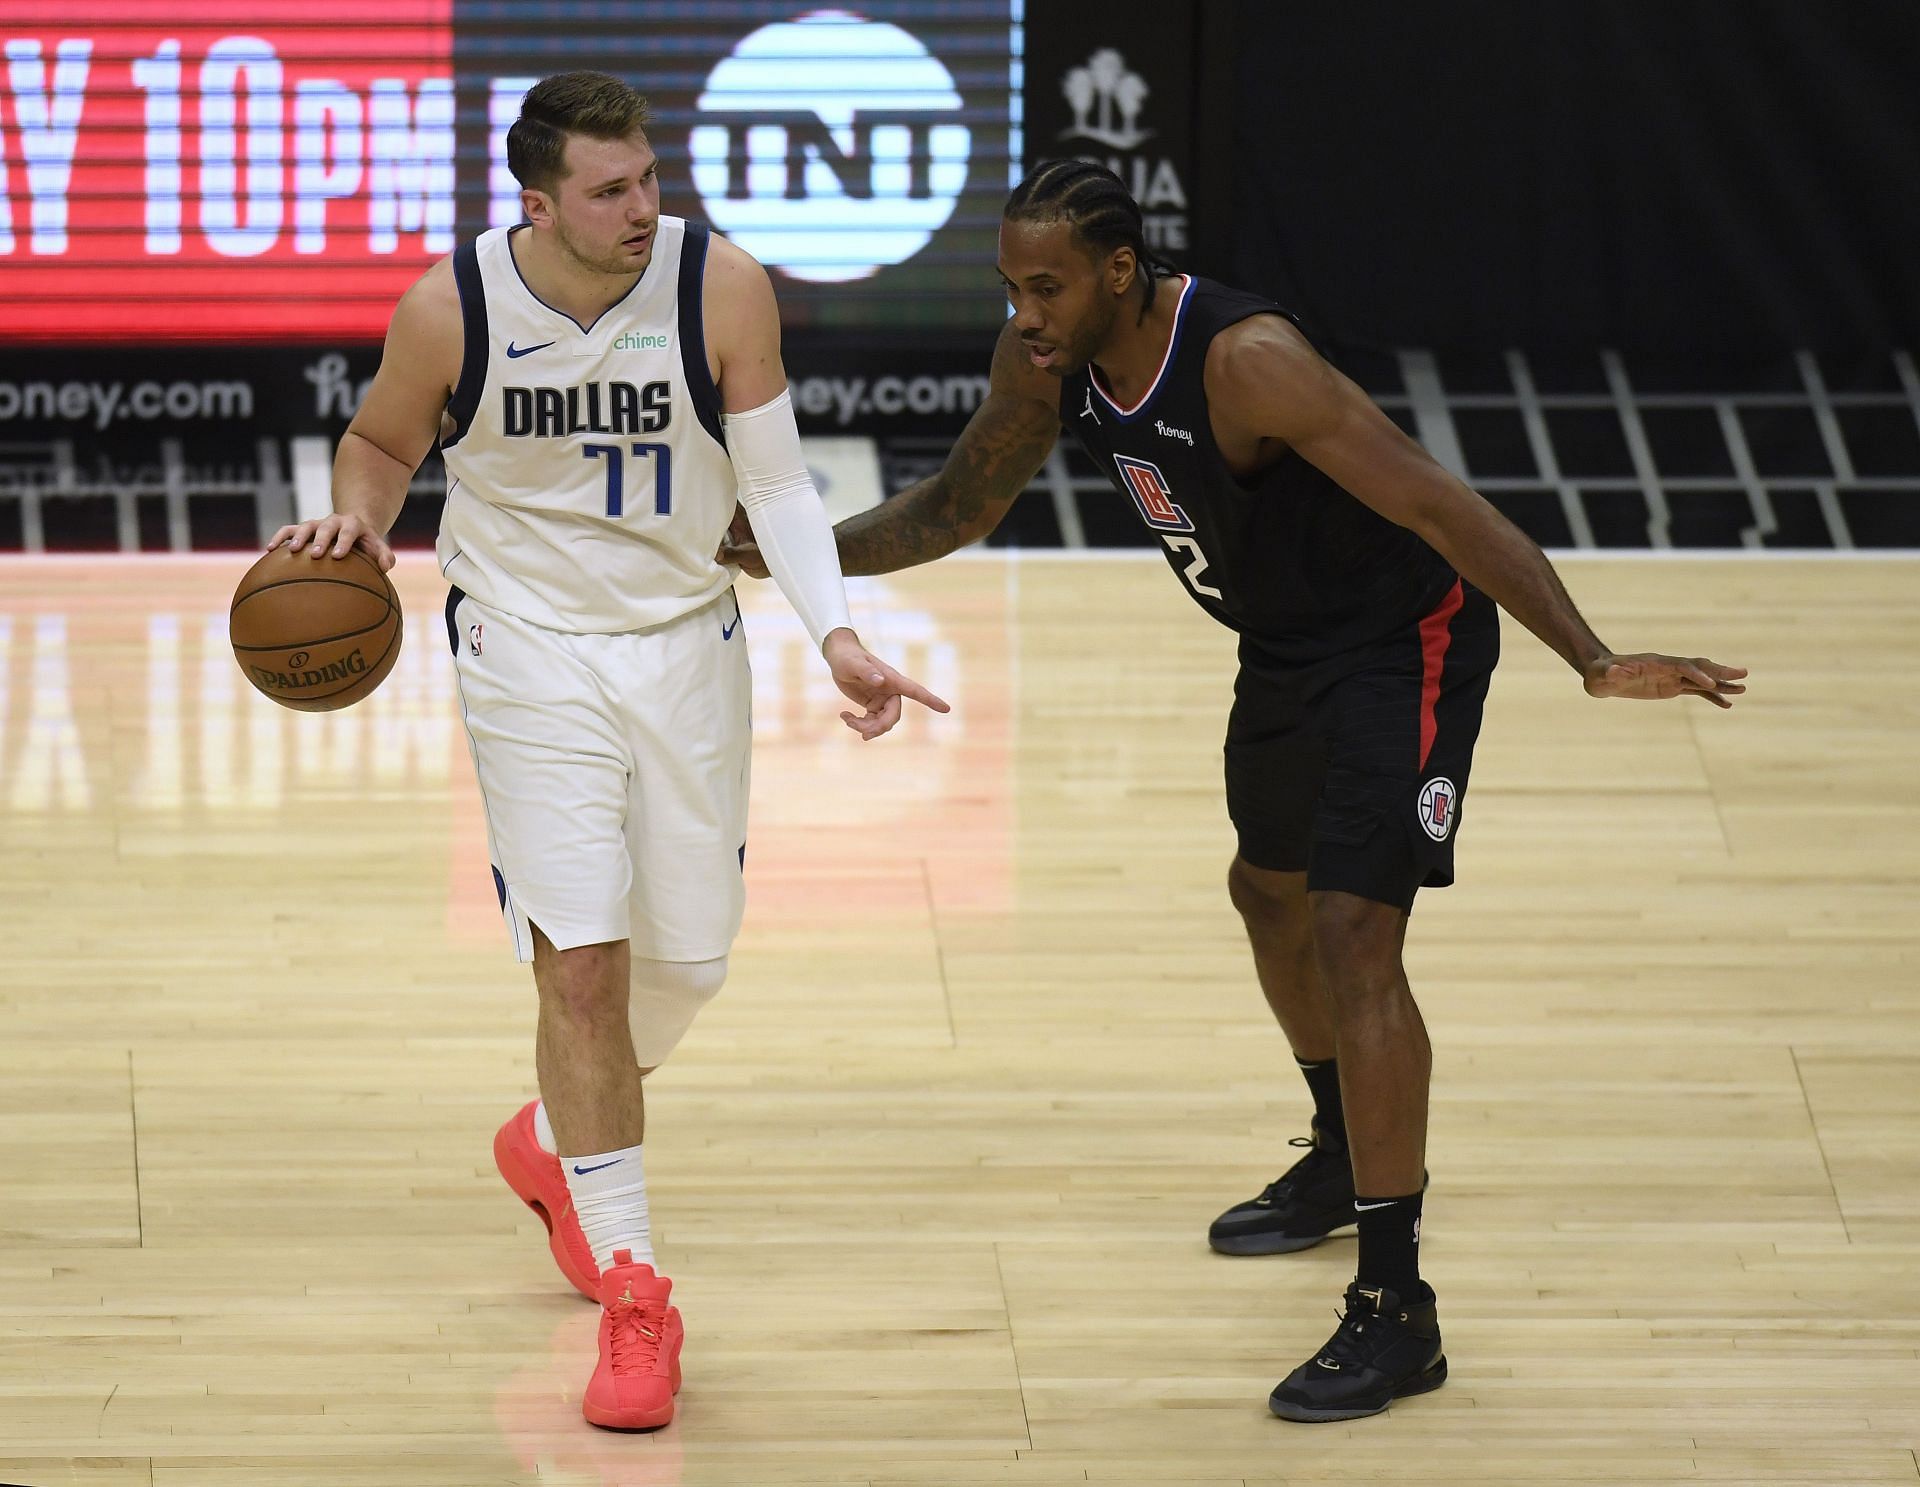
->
[1354,1190,1424,1299]
[1295,1057,1345,1146]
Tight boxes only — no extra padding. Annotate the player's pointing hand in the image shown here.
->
[821,629,951,740]
[1583,653,1748,709]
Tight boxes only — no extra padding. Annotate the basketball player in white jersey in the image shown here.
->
[269,71,947,1431]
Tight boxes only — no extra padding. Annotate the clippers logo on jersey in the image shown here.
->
[688,11,969,283]
[1418,776,1457,842]
[1114,454,1194,533]
[501,380,670,439]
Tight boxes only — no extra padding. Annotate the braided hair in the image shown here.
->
[1004,159,1177,321]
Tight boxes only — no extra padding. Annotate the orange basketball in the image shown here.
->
[229,546,404,712]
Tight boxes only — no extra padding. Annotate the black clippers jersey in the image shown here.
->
[1060,275,1458,663]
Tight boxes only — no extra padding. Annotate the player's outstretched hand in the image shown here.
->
[716,505,768,579]
[822,628,951,740]
[269,514,396,572]
[1583,652,1748,708]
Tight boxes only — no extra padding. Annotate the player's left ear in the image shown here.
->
[1107,245,1138,299]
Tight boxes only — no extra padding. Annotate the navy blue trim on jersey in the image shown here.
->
[1090,274,1197,424]
[443,244,489,451]
[502,223,649,333]
[676,222,727,450]
[444,585,465,655]
[499,223,648,334]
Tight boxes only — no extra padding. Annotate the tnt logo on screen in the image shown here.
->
[689,9,970,283]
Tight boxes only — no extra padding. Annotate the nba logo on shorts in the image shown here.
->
[468,623,485,656]
[1417,776,1456,841]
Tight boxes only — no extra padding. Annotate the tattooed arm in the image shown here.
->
[835,320,1061,575]
[719,321,1060,578]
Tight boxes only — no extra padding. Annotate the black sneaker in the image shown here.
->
[1207,1127,1355,1256]
[1267,1282,1447,1422]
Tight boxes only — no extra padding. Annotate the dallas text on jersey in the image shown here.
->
[501,380,673,439]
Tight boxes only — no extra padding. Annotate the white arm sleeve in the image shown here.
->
[725,389,853,650]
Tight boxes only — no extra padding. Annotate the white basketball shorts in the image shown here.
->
[446,585,750,962]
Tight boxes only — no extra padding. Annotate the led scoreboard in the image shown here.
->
[0,2,1022,342]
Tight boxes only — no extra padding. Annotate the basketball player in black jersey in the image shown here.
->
[726,161,1746,1421]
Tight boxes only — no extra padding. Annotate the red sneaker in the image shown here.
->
[493,1100,598,1300]
[583,1250,684,1431]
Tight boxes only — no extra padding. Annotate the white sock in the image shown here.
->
[533,1100,557,1155]
[560,1142,653,1271]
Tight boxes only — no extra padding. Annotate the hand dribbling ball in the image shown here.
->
[230,546,403,712]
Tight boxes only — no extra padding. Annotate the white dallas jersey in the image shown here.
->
[436,216,735,633]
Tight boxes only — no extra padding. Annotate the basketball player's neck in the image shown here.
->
[512,227,645,330]
[1090,276,1185,406]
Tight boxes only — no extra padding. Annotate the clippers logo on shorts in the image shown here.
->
[688,11,969,283]
[1418,776,1457,842]
[1114,454,1194,533]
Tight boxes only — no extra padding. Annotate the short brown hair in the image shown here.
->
[506,72,651,194]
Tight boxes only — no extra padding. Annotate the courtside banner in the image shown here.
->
[0,341,996,439]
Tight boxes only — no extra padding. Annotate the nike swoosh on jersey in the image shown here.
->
[506,340,556,358]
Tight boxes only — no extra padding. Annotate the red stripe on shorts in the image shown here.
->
[1417,580,1465,772]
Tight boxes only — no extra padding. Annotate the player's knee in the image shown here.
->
[1308,892,1406,991]
[1227,856,1308,931]
[627,955,728,1069]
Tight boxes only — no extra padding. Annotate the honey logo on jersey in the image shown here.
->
[688,10,970,283]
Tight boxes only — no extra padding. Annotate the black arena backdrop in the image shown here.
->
[1221,0,1920,361]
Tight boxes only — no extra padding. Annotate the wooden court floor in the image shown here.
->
[1,552,1916,1487]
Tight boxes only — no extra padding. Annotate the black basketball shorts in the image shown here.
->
[1223,579,1501,911]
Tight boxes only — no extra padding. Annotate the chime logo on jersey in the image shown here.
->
[1114,454,1194,533]
[1418,776,1457,841]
